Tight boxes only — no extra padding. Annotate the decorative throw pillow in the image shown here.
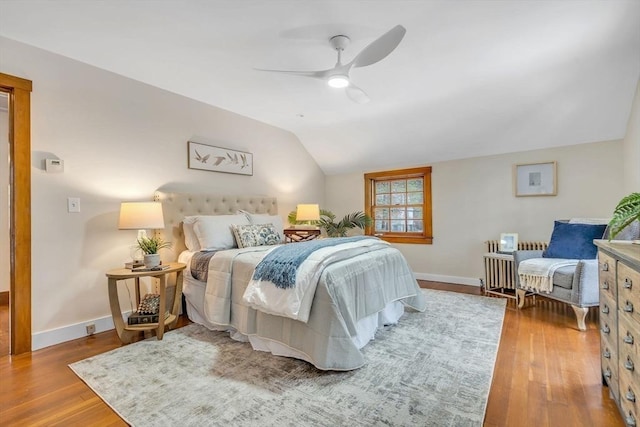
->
[237,211,285,243]
[231,223,282,249]
[542,221,607,259]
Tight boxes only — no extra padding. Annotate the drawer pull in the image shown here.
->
[602,305,610,315]
[625,332,635,345]
[602,262,609,272]
[627,387,637,402]
[625,356,635,371]
[625,278,634,290]
[603,349,611,359]
[604,368,612,378]
[603,281,610,290]
[602,324,610,334]
[625,301,635,313]
[627,412,636,427]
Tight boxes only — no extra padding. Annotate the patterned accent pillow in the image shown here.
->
[231,223,282,249]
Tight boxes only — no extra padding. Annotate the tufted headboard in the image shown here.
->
[153,191,278,262]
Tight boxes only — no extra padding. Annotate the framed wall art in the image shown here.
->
[499,233,519,253]
[514,161,556,197]
[187,141,253,176]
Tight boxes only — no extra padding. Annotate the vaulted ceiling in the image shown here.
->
[1,0,638,175]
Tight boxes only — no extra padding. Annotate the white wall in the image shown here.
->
[623,78,640,193]
[0,37,325,346]
[0,104,8,293]
[326,140,625,284]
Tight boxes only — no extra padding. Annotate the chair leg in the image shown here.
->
[516,289,527,309]
[571,305,589,331]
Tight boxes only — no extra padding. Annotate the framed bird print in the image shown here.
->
[187,141,253,176]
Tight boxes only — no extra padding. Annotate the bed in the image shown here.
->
[154,191,427,370]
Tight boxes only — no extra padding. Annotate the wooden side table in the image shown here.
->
[284,228,321,243]
[106,262,186,344]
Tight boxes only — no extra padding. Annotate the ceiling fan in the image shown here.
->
[257,25,406,104]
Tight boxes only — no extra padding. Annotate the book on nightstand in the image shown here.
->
[127,311,170,325]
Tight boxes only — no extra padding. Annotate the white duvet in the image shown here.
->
[242,238,391,322]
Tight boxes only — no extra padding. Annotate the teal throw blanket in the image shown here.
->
[253,236,374,289]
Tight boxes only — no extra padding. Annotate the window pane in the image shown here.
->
[374,208,389,219]
[390,220,406,232]
[391,193,405,205]
[375,181,390,193]
[407,220,423,232]
[407,191,423,204]
[390,208,405,219]
[391,180,406,193]
[407,178,423,192]
[375,194,390,205]
[375,220,389,232]
[406,207,423,219]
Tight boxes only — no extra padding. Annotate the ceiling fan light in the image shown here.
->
[328,75,350,88]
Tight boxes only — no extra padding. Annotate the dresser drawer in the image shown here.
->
[602,309,619,351]
[602,333,619,398]
[619,370,640,427]
[599,252,617,301]
[601,292,617,333]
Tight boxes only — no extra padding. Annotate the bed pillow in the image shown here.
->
[191,214,250,251]
[182,217,202,251]
[238,211,285,243]
[231,223,282,248]
[542,221,607,259]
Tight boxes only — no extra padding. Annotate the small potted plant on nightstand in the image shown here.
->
[136,235,172,268]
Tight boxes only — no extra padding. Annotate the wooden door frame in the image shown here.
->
[0,72,32,354]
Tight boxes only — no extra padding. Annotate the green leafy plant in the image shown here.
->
[288,209,372,238]
[608,192,640,239]
[136,235,172,254]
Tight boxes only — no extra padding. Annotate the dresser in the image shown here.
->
[595,240,640,426]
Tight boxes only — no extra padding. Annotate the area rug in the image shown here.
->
[69,289,506,426]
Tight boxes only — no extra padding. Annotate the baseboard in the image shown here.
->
[414,272,481,287]
[30,274,477,351]
[31,312,129,351]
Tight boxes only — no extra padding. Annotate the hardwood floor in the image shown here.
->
[0,282,623,426]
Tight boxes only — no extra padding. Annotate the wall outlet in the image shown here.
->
[85,323,96,335]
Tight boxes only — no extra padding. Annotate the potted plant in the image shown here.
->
[608,192,640,239]
[288,209,372,238]
[137,235,172,268]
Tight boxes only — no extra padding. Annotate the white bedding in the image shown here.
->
[243,238,391,322]
[178,242,426,370]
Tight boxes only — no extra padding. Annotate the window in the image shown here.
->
[364,166,432,244]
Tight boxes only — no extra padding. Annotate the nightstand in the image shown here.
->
[106,262,186,344]
[284,228,321,243]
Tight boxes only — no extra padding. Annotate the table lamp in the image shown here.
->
[118,202,165,261]
[296,204,320,229]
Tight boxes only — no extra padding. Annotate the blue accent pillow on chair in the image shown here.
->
[542,221,607,259]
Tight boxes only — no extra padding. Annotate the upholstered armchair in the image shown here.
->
[514,220,640,330]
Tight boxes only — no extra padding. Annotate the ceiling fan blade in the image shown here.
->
[345,84,370,104]
[351,25,406,68]
[254,68,333,79]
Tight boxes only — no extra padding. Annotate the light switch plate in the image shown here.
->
[67,197,80,213]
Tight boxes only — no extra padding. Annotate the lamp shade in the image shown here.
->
[296,204,320,222]
[118,202,165,230]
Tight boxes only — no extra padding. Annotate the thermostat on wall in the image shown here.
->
[45,158,64,173]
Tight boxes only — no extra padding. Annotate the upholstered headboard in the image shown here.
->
[153,191,278,262]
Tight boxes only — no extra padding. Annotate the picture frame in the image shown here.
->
[187,141,253,176]
[499,233,519,253]
[514,161,557,197]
